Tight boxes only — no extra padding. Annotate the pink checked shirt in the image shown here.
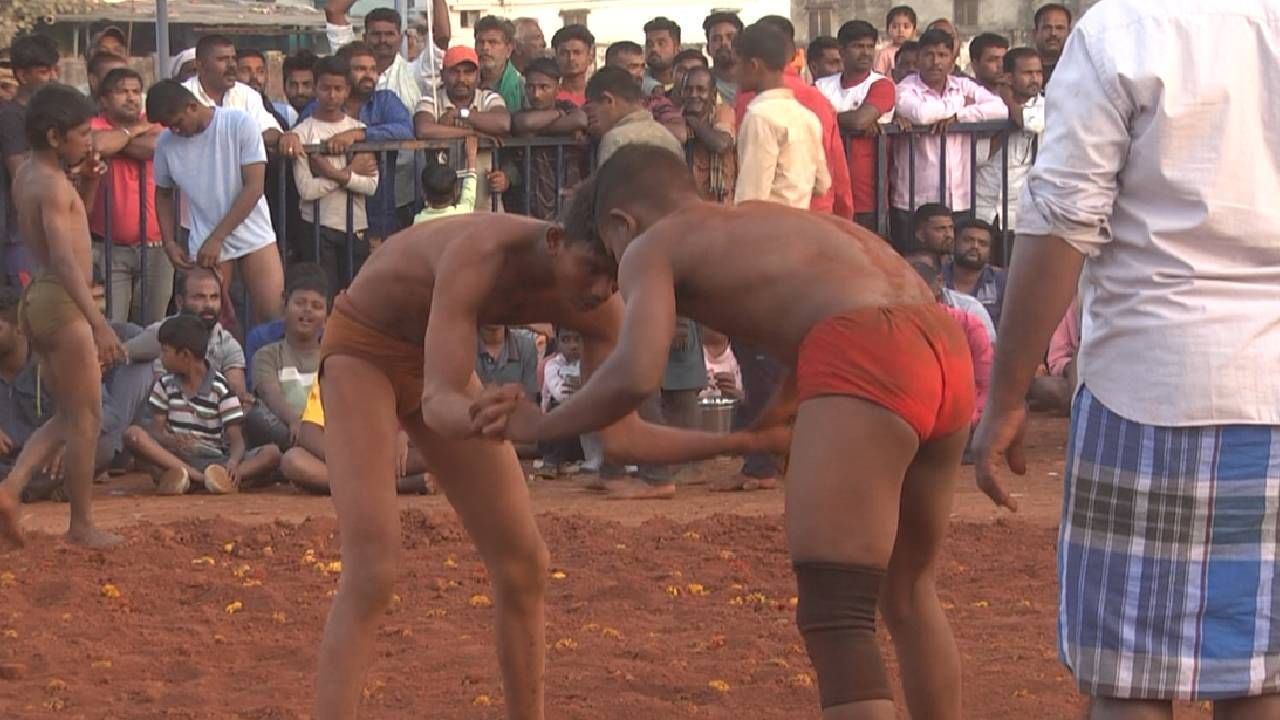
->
[892,74,1007,211]
[943,305,993,424]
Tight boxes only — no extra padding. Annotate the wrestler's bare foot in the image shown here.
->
[710,473,779,492]
[64,525,124,549]
[0,488,25,548]
[605,478,676,500]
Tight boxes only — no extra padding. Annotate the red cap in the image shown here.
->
[442,46,479,69]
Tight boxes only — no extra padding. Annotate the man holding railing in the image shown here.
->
[88,67,172,326]
[890,28,1007,253]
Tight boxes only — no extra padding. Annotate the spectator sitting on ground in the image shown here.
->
[874,5,917,76]
[805,36,842,81]
[551,24,594,106]
[123,315,281,496]
[293,55,380,295]
[893,41,920,82]
[280,379,433,494]
[507,57,589,219]
[700,325,743,400]
[248,263,328,451]
[912,261,991,427]
[125,268,252,405]
[537,327,595,477]
[906,204,996,343]
[415,135,478,223]
[1027,298,1080,416]
[945,218,1007,328]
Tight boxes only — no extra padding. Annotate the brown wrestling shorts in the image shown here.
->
[795,303,975,442]
[319,293,425,419]
[20,273,85,342]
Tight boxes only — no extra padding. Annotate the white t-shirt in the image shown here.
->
[153,108,277,261]
[701,344,743,399]
[292,115,379,232]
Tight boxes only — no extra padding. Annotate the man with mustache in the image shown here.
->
[703,12,742,105]
[642,16,681,97]
[474,15,526,112]
[973,47,1044,247]
[414,47,511,212]
[1033,3,1071,85]
[512,18,547,74]
[944,219,1006,329]
[679,65,736,203]
[88,68,172,325]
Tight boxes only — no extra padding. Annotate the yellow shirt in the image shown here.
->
[301,379,325,428]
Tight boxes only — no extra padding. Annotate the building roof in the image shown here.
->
[53,0,325,29]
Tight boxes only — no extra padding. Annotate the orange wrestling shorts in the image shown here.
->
[795,303,975,442]
[319,293,425,419]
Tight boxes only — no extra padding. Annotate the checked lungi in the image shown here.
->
[1059,387,1280,700]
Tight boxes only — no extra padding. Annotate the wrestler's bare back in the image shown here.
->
[343,213,612,344]
[625,201,931,363]
[13,157,96,290]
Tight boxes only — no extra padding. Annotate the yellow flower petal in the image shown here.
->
[224,601,243,614]
[469,594,492,608]
[707,679,730,693]
[100,584,121,599]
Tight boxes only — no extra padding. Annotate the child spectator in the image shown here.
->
[700,325,743,400]
[537,327,597,476]
[279,379,433,495]
[122,315,281,495]
[874,5,917,75]
[248,263,328,450]
[292,55,380,296]
[415,135,478,223]
[912,262,990,425]
[893,41,921,82]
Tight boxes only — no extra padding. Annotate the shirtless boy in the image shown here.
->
[0,84,127,548]
[314,197,773,719]
[473,145,975,720]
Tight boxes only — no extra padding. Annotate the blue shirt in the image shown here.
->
[244,319,287,390]
[300,90,415,236]
[943,263,1008,329]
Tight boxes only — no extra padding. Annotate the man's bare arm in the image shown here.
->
[419,244,504,439]
[414,111,476,140]
[4,155,21,186]
[429,0,450,49]
[513,109,587,136]
[468,107,512,137]
[324,0,355,25]
[121,129,159,161]
[837,105,885,134]
[686,117,733,154]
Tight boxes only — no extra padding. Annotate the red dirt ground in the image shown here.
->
[0,416,1214,719]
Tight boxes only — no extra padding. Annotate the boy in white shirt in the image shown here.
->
[538,327,601,475]
[292,55,380,296]
[700,325,743,400]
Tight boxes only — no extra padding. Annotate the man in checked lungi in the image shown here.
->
[972,1,1280,718]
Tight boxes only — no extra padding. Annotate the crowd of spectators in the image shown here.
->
[0,1,1080,500]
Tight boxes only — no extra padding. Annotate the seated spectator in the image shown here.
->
[122,315,281,495]
[603,41,686,140]
[586,66,684,166]
[125,269,251,403]
[890,29,1008,249]
[89,67,174,325]
[671,49,710,91]
[700,325,743,400]
[874,5,917,76]
[893,41,920,82]
[904,205,996,344]
[806,36,842,81]
[1028,298,1080,416]
[415,135,478,223]
[414,46,510,211]
[475,325,540,401]
[293,55,380,295]
[945,218,1007,328]
[679,66,737,203]
[552,24,595,106]
[912,262,991,426]
[280,379,432,495]
[537,327,596,477]
[507,57,589,219]
[248,264,328,450]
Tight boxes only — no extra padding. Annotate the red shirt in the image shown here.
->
[89,115,161,246]
[557,89,586,107]
[735,70,853,217]
[839,72,896,214]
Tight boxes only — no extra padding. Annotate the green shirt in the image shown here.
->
[492,61,526,113]
[414,170,477,223]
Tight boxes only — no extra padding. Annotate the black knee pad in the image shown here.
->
[793,562,891,708]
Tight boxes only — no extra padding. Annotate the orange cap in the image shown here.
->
[442,45,479,69]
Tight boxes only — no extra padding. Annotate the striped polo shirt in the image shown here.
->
[148,364,244,450]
